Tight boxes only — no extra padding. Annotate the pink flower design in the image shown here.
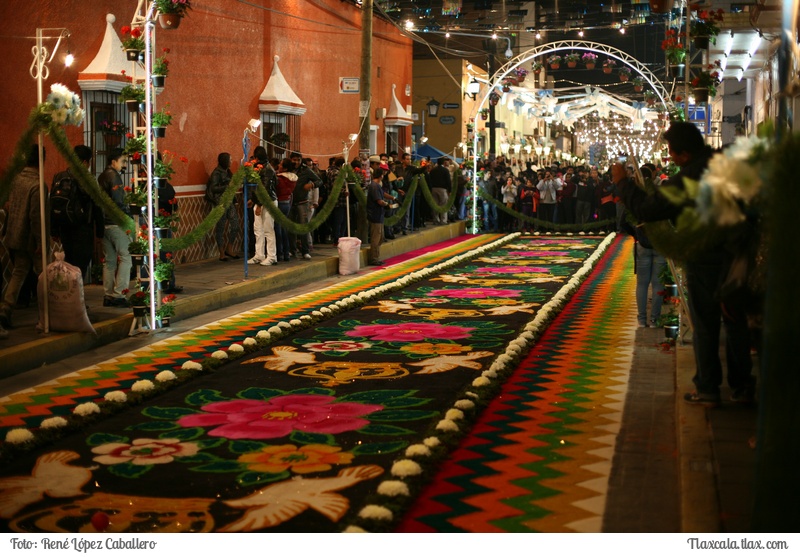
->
[427,288,522,299]
[177,395,383,440]
[506,251,569,257]
[345,322,474,342]
[91,438,199,465]
[475,266,551,273]
[302,341,372,352]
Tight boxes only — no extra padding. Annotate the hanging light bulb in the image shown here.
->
[64,51,74,67]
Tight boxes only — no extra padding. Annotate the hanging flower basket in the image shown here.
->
[154,177,167,189]
[585,62,596,70]
[603,65,613,74]
[125,100,140,113]
[151,75,166,88]
[667,63,686,79]
[693,88,710,104]
[502,84,511,93]
[131,254,144,267]
[158,13,182,29]
[103,134,122,147]
[693,35,710,50]
[125,49,141,61]
[158,316,171,327]
[153,126,166,138]
[664,325,679,339]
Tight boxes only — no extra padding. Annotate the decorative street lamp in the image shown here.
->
[426,98,440,117]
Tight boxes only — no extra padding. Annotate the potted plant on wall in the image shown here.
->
[154,254,175,289]
[155,0,193,29]
[582,52,598,69]
[690,7,724,49]
[488,91,501,106]
[120,26,145,60]
[531,61,544,74]
[125,287,150,317]
[479,108,489,121]
[690,63,722,103]
[632,76,645,92]
[151,104,172,137]
[123,133,147,163]
[156,293,177,327]
[151,48,170,87]
[602,59,616,74]
[119,72,146,112]
[128,234,148,266]
[565,52,580,68]
[547,54,562,69]
[661,28,687,78]
[618,66,632,82]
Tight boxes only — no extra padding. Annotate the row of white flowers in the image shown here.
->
[347,232,615,530]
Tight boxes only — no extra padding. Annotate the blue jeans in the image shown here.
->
[635,243,665,325]
[275,201,292,260]
[685,252,754,396]
[482,199,497,231]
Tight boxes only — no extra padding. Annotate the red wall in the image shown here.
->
[0,0,412,185]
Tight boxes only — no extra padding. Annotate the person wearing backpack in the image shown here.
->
[206,152,239,261]
[50,145,103,280]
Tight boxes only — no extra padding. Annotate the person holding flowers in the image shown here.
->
[615,122,755,406]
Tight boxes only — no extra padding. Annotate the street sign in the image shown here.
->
[340,77,359,94]
[439,116,456,125]
[442,102,460,109]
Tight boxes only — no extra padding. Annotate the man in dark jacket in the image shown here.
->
[97,148,132,307]
[207,152,239,261]
[288,152,321,259]
[428,157,452,225]
[617,122,755,405]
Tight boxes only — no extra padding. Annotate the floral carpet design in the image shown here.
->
[0,234,622,533]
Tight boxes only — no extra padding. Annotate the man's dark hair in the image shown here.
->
[280,158,296,172]
[289,151,301,160]
[217,152,231,167]
[253,146,268,163]
[663,122,706,155]
[74,145,92,163]
[109,147,125,162]
[437,156,447,166]
[27,144,44,167]
[372,167,385,180]
[335,157,345,168]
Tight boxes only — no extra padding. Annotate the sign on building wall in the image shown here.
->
[340,78,359,94]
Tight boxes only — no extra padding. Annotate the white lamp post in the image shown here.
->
[30,27,71,333]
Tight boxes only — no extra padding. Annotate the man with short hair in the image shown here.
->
[367,166,390,266]
[51,144,104,279]
[288,152,321,259]
[428,157,452,225]
[98,148,132,307]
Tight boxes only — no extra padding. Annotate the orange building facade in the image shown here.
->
[0,0,413,263]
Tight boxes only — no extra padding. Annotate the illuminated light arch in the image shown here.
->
[468,40,673,233]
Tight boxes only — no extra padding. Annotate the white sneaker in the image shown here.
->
[303,253,312,260]
[260,259,276,266]
[247,257,263,264]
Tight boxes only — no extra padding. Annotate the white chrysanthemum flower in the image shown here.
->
[391,459,423,477]
[243,337,257,347]
[268,326,282,335]
[290,319,302,327]
[404,444,431,458]
[74,402,101,416]
[423,436,441,447]
[155,370,177,383]
[229,343,244,353]
[256,330,271,340]
[465,391,479,399]
[278,321,292,329]
[5,428,34,444]
[300,315,313,322]
[181,360,203,371]
[132,379,155,392]
[40,416,68,430]
[436,419,459,432]
[482,369,497,379]
[377,480,410,497]
[312,311,324,318]
[454,399,475,410]
[445,409,464,421]
[104,390,128,402]
[342,526,368,533]
[358,505,393,521]
[320,307,332,315]
[472,376,491,387]
[211,350,228,360]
